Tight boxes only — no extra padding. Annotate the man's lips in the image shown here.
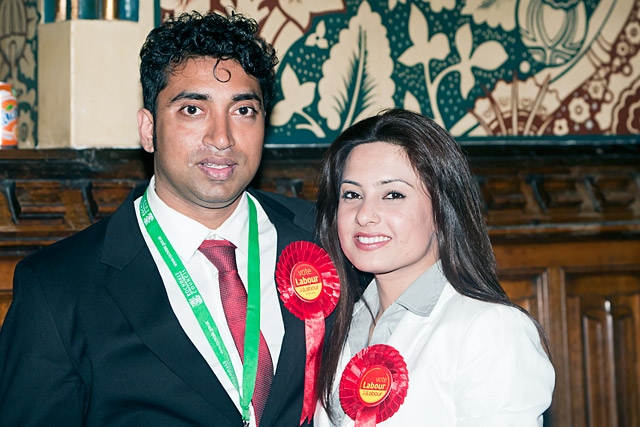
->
[197,158,237,179]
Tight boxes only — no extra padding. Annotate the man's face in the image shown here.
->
[138,58,265,228]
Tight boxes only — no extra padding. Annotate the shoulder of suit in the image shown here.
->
[19,216,111,270]
[19,186,142,270]
[249,188,316,226]
[249,188,314,210]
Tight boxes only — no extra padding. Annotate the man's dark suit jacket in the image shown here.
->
[0,185,318,426]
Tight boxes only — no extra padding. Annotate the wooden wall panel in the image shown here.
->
[565,271,640,427]
[0,294,10,327]
[499,269,548,325]
[494,241,640,427]
[0,256,19,326]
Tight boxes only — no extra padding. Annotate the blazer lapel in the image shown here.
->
[99,187,241,424]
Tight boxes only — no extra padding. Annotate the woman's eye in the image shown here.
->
[384,191,405,200]
[341,191,360,200]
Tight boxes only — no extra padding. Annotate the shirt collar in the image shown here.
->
[211,194,250,259]
[359,260,447,318]
[146,176,249,262]
[395,261,447,316]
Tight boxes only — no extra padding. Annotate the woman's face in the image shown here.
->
[337,142,439,284]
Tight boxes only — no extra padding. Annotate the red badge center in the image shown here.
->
[358,365,392,406]
[290,262,323,302]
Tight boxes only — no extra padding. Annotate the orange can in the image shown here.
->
[0,82,18,148]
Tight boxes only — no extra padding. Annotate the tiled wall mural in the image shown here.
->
[163,0,640,145]
[1,0,638,147]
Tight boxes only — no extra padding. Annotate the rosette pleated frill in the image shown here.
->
[276,241,340,424]
[339,344,409,426]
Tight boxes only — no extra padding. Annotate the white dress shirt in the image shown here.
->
[315,262,555,427]
[135,177,284,426]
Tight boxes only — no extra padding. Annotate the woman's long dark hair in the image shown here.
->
[315,108,550,416]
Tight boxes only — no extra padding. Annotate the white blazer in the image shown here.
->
[314,283,555,427]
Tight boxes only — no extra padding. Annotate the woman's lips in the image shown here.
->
[353,233,391,250]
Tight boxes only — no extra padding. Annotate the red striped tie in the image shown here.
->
[199,239,273,426]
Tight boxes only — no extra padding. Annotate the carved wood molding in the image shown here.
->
[0,149,151,249]
[468,144,640,239]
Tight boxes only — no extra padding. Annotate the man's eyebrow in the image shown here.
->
[168,91,264,108]
[233,92,264,108]
[169,91,209,103]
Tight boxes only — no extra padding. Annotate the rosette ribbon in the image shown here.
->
[276,241,340,425]
[339,344,409,427]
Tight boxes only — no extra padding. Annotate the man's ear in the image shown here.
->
[138,108,155,153]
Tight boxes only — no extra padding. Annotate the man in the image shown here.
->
[0,11,316,426]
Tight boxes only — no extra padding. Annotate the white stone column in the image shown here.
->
[37,2,154,148]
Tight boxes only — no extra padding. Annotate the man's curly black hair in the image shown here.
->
[139,10,278,117]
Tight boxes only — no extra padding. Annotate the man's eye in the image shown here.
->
[238,106,255,116]
[185,105,199,115]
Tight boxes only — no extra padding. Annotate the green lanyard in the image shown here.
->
[139,190,262,425]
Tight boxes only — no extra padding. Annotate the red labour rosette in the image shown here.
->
[339,344,409,427]
[276,241,340,425]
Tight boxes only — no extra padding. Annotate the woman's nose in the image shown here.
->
[354,199,380,226]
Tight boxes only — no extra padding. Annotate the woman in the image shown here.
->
[314,109,554,426]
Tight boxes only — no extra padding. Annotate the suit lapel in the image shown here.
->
[99,187,241,424]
